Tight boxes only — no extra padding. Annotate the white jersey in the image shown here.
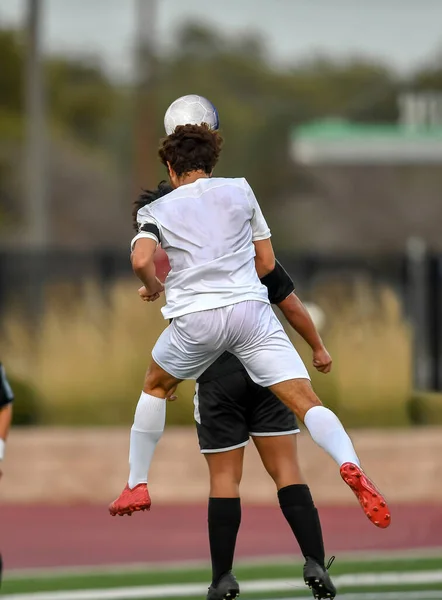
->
[131,177,271,319]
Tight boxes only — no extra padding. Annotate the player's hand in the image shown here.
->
[312,346,332,374]
[166,385,178,402]
[139,287,160,302]
[138,279,164,302]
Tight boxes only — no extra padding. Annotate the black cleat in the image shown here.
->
[303,556,337,599]
[207,571,240,600]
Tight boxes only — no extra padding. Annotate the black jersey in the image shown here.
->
[196,260,294,384]
[0,363,14,408]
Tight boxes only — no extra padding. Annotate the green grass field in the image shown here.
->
[3,554,442,600]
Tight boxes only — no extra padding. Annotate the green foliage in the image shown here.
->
[0,29,24,112]
[408,391,442,425]
[152,24,402,224]
[1,21,442,219]
[8,374,43,426]
[46,58,117,146]
[2,21,442,239]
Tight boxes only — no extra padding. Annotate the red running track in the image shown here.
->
[1,504,442,570]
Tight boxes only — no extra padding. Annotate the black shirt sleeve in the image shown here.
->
[0,364,14,407]
[140,223,161,243]
[260,260,295,305]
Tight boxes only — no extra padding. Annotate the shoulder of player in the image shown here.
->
[136,188,175,218]
[204,177,253,197]
[148,178,246,201]
[210,176,249,188]
[137,178,249,213]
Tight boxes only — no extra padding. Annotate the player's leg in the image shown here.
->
[253,435,335,599]
[270,378,360,467]
[253,434,320,553]
[196,373,250,600]
[205,449,243,600]
[230,301,360,467]
[247,381,335,599]
[230,300,390,528]
[269,378,390,528]
[109,359,181,516]
[110,310,226,516]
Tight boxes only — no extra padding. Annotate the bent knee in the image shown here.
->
[270,379,322,420]
[143,363,181,398]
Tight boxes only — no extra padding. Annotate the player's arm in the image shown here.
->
[131,215,164,300]
[245,180,275,277]
[261,261,332,374]
[131,238,164,299]
[254,239,275,278]
[278,294,332,373]
[0,364,14,474]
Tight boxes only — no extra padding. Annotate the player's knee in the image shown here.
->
[305,393,322,409]
[299,390,322,420]
[272,379,323,421]
[143,365,178,398]
[209,468,242,496]
[272,468,303,489]
[209,477,240,498]
[265,461,303,488]
[143,376,167,397]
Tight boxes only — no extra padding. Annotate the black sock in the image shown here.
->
[208,497,241,585]
[278,484,325,566]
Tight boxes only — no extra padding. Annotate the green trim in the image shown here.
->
[293,119,442,141]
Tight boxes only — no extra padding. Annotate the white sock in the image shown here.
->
[128,392,166,489]
[303,405,360,468]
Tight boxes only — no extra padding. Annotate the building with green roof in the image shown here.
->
[291,119,442,165]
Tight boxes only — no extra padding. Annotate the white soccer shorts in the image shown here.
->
[152,300,310,387]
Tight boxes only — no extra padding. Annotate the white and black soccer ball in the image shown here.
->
[164,94,219,136]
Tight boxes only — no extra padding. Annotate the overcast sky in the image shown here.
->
[1,0,441,80]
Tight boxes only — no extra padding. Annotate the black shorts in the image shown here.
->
[194,369,299,453]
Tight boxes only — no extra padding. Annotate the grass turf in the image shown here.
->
[3,555,442,596]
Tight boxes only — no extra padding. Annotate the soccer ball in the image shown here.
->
[164,94,219,136]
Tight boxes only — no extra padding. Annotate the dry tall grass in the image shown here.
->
[1,276,412,426]
[1,279,195,425]
[292,277,412,426]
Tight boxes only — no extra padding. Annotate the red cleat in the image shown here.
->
[340,462,391,529]
[108,483,151,517]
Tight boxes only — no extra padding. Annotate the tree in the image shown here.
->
[46,58,117,146]
[0,29,24,113]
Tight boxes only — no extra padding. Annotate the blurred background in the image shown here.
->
[1,0,442,597]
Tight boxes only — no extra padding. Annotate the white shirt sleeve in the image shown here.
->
[130,209,161,252]
[243,179,271,241]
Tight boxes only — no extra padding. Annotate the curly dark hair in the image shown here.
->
[158,123,223,177]
[132,180,173,232]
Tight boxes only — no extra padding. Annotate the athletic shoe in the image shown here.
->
[303,556,337,599]
[206,571,240,600]
[108,483,151,516]
[340,462,391,528]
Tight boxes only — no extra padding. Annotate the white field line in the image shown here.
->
[3,570,442,600]
[6,547,442,580]
[262,594,442,600]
